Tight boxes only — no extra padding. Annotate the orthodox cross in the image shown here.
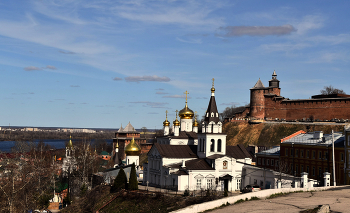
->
[184,90,189,107]
[175,109,179,118]
[195,111,198,120]
[165,110,168,119]
[212,78,215,87]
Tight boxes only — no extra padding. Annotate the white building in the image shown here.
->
[62,136,77,176]
[143,80,252,192]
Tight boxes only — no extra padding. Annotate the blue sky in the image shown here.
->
[1,0,349,129]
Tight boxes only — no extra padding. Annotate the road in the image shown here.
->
[210,186,350,213]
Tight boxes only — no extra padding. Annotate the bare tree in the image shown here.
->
[320,85,346,95]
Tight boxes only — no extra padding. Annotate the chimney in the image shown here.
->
[314,131,323,139]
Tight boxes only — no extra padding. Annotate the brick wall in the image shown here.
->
[265,98,350,121]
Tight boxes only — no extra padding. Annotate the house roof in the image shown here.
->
[158,131,198,140]
[151,144,198,158]
[282,131,344,147]
[184,158,214,170]
[100,151,110,156]
[168,158,215,171]
[226,144,252,159]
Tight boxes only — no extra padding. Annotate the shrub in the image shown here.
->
[234,199,245,204]
[129,163,138,190]
[112,167,127,192]
[183,189,190,196]
[250,196,260,200]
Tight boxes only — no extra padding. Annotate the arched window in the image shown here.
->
[217,139,222,152]
[210,139,215,152]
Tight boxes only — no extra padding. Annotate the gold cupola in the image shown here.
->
[179,90,194,119]
[193,111,199,127]
[173,110,180,126]
[67,135,73,149]
[163,110,170,126]
[124,133,141,156]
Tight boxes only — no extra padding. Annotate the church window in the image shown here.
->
[196,179,202,189]
[211,112,214,117]
[216,113,218,117]
[206,179,213,189]
[236,178,241,190]
[210,139,215,152]
[217,139,222,152]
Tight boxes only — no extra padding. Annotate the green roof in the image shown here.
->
[100,151,111,156]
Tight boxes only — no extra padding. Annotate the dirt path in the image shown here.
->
[210,187,350,213]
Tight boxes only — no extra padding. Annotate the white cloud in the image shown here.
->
[176,37,202,44]
[218,25,296,37]
[129,101,168,108]
[293,15,324,35]
[162,95,187,99]
[24,66,41,71]
[46,65,57,70]
[125,75,170,82]
[113,77,123,81]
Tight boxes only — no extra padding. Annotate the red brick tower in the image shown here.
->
[250,78,265,119]
[268,70,281,96]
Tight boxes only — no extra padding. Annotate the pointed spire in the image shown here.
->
[211,78,215,96]
[252,78,265,89]
[205,79,220,124]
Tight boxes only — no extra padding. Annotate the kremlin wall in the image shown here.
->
[231,71,350,122]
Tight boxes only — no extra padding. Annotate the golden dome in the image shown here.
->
[173,110,180,126]
[163,110,170,126]
[67,135,73,149]
[193,111,199,127]
[179,90,194,119]
[125,136,141,156]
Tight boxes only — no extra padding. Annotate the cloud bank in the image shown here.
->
[125,75,170,83]
[218,25,296,37]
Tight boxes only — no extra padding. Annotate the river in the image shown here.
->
[0,139,113,153]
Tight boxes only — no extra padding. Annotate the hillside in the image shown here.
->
[223,122,346,147]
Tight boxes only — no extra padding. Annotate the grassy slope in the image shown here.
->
[224,122,345,147]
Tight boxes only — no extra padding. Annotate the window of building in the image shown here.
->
[319,151,322,159]
[267,159,270,166]
[217,139,222,152]
[325,152,328,160]
[236,178,241,190]
[312,151,316,159]
[301,150,304,158]
[258,158,261,165]
[341,153,344,161]
[210,139,215,152]
[301,165,304,173]
[271,159,274,166]
[307,166,309,174]
[285,148,288,156]
[291,149,294,157]
[312,167,315,176]
[276,160,279,169]
[296,164,298,174]
[318,167,322,177]
[207,179,213,189]
[262,158,265,165]
[196,179,202,190]
[307,150,310,158]
[296,149,299,157]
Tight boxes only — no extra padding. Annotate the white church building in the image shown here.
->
[143,80,252,192]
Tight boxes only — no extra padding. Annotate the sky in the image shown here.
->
[1,0,350,129]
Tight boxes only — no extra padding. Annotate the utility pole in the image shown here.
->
[332,130,336,186]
